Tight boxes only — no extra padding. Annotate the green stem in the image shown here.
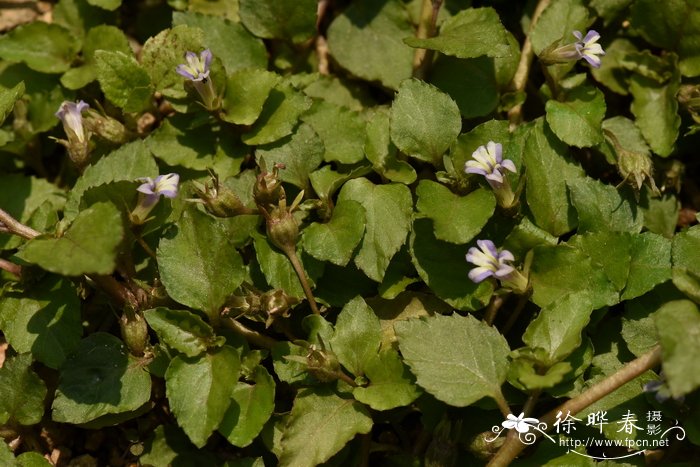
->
[507,0,551,128]
[284,247,321,315]
[494,391,511,419]
[223,318,278,349]
[484,295,505,325]
[487,345,662,467]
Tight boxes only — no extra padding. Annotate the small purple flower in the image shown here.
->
[573,30,605,68]
[131,173,180,225]
[55,100,89,143]
[137,173,180,206]
[176,50,212,82]
[465,141,516,189]
[466,239,515,283]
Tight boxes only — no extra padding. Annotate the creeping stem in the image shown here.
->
[413,0,444,79]
[0,207,141,310]
[507,0,551,128]
[487,345,663,466]
[0,208,41,239]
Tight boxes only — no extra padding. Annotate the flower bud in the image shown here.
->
[83,108,133,144]
[265,205,299,253]
[192,177,251,217]
[55,100,91,168]
[120,311,149,356]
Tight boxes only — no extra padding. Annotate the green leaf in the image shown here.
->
[530,0,590,55]
[672,225,700,302]
[158,208,245,317]
[330,296,381,377]
[166,346,240,448]
[87,0,121,10]
[571,231,672,301]
[327,0,414,90]
[590,38,637,95]
[430,56,499,119]
[0,22,79,73]
[631,0,700,77]
[352,348,421,411]
[416,181,495,244]
[219,366,275,447]
[410,218,494,311]
[16,452,52,467]
[545,85,606,148]
[630,56,681,157]
[221,69,280,125]
[147,116,245,174]
[0,276,81,369]
[302,199,366,266]
[396,313,510,407]
[241,84,312,146]
[95,50,153,113]
[252,233,323,299]
[256,124,324,191]
[641,192,679,239]
[404,7,511,59]
[172,12,267,74]
[18,202,123,276]
[390,79,461,165]
[337,178,413,282]
[655,300,700,397]
[523,120,584,236]
[529,244,618,309]
[502,216,558,258]
[622,283,683,357]
[143,308,224,358]
[567,177,643,233]
[139,425,213,467]
[301,101,367,164]
[60,25,132,90]
[0,354,47,425]
[52,333,151,424]
[0,81,24,125]
[279,388,373,466]
[364,107,416,184]
[141,25,205,99]
[523,293,595,365]
[238,0,316,43]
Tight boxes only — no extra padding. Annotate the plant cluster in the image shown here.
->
[0,0,699,466]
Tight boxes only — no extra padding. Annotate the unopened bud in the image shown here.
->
[265,205,299,253]
[192,177,251,217]
[120,311,149,356]
[83,109,133,144]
